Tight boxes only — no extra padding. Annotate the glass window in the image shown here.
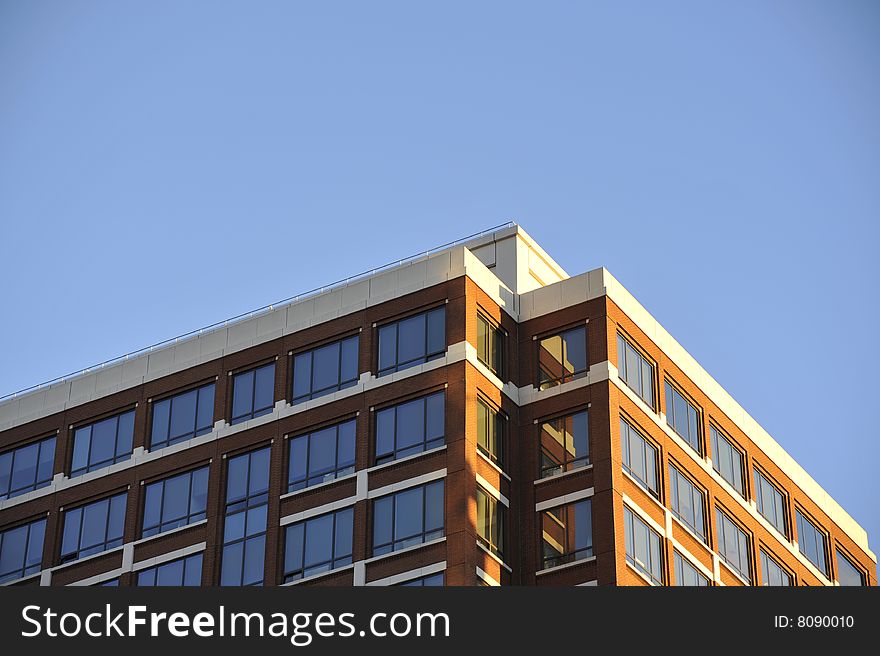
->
[617,334,655,408]
[288,419,356,492]
[142,466,209,538]
[150,383,215,450]
[398,572,444,586]
[375,392,444,465]
[540,499,592,569]
[0,518,46,583]
[0,436,55,501]
[70,410,135,477]
[836,549,865,586]
[761,549,792,586]
[753,468,788,537]
[664,382,701,454]
[476,399,504,467]
[372,480,444,556]
[476,314,504,378]
[60,493,127,563]
[283,507,353,583]
[377,307,446,376]
[795,509,828,576]
[292,335,359,404]
[674,551,709,586]
[539,410,589,479]
[669,465,706,542]
[538,325,587,389]
[620,417,659,498]
[231,363,275,425]
[716,508,751,582]
[476,488,505,558]
[709,426,745,497]
[98,578,120,586]
[624,506,663,584]
[221,447,270,586]
[137,553,203,586]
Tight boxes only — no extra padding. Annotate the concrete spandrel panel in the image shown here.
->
[121,357,148,385]
[369,269,399,298]
[530,282,564,318]
[45,381,71,408]
[256,307,286,338]
[227,317,258,349]
[147,347,175,376]
[69,372,98,402]
[340,280,370,308]
[397,260,428,290]
[285,298,315,333]
[17,390,46,419]
[198,329,227,358]
[313,289,343,318]
[95,364,124,393]
[559,274,590,309]
[426,249,453,283]
[171,338,200,366]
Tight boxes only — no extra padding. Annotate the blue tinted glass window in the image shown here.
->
[231,363,275,425]
[283,507,353,582]
[372,480,444,556]
[142,466,210,538]
[377,307,446,376]
[620,418,659,497]
[399,572,444,586]
[293,336,359,403]
[60,493,127,563]
[0,436,55,501]
[150,383,215,450]
[71,411,135,477]
[137,553,203,586]
[540,499,592,569]
[288,419,357,492]
[221,447,270,586]
[665,382,702,454]
[539,411,589,478]
[538,325,587,389]
[375,392,445,465]
[0,518,46,583]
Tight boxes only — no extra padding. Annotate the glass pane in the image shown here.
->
[196,384,215,432]
[571,411,588,460]
[311,342,340,393]
[151,399,171,446]
[254,364,275,412]
[640,359,654,405]
[304,514,334,568]
[337,421,356,468]
[574,500,591,553]
[837,550,865,586]
[425,481,444,532]
[224,511,245,543]
[10,443,38,493]
[335,508,354,559]
[0,452,12,497]
[245,505,267,536]
[563,327,586,374]
[61,508,82,557]
[285,524,305,574]
[220,542,243,586]
[397,314,426,365]
[341,336,359,384]
[396,398,425,450]
[163,473,189,522]
[108,494,126,541]
[232,371,254,419]
[309,427,337,477]
[170,390,197,439]
[372,497,392,548]
[115,411,134,458]
[427,307,445,355]
[81,499,109,549]
[248,448,270,496]
[292,353,312,400]
[425,392,445,441]
[376,408,395,458]
[191,467,209,515]
[138,569,156,586]
[184,554,203,586]
[0,525,27,576]
[156,559,184,586]
[242,536,265,585]
[289,436,308,486]
[625,343,639,388]
[37,438,55,485]
[143,482,163,531]
[394,487,423,540]
[538,335,562,384]
[25,520,45,569]
[226,454,248,503]
[377,324,397,372]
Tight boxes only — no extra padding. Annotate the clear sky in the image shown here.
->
[1,2,878,561]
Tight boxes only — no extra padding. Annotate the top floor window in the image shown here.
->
[150,383,215,450]
[0,436,55,501]
[836,549,865,586]
[71,410,135,478]
[796,509,828,577]
[540,411,589,479]
[620,417,659,498]
[709,426,745,497]
[538,325,587,390]
[292,335,359,404]
[664,381,701,454]
[378,307,445,376]
[231,363,275,425]
[476,314,504,378]
[617,334,655,408]
[753,468,788,537]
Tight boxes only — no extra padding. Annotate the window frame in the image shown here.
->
[0,516,46,583]
[220,446,270,586]
[664,379,703,455]
[760,547,793,586]
[795,507,829,577]
[137,553,203,586]
[715,506,752,583]
[476,311,505,379]
[536,323,588,390]
[539,499,593,570]
[0,435,56,501]
[476,396,505,469]
[283,507,354,583]
[374,391,445,466]
[141,465,210,538]
[287,418,357,493]
[668,462,707,543]
[476,487,506,559]
[229,362,276,425]
[149,381,216,451]
[835,547,866,587]
[616,332,656,409]
[371,479,445,557]
[60,492,127,564]
[623,505,664,585]
[376,305,446,377]
[709,424,747,498]
[539,409,590,479]
[70,409,136,478]
[291,333,360,404]
[620,416,661,499]
[753,465,789,538]
[674,550,710,586]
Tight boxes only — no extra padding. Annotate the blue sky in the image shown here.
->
[1,2,878,561]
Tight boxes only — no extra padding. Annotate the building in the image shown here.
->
[0,223,875,587]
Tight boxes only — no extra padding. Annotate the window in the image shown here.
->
[476,488,505,558]
[477,399,504,467]
[537,325,587,389]
[795,509,828,576]
[398,572,444,586]
[674,551,709,586]
[715,508,751,582]
[836,549,865,586]
[669,465,706,542]
[221,447,270,586]
[288,419,356,492]
[664,382,701,454]
[292,335,359,404]
[540,499,592,569]
[372,480,444,556]
[617,334,655,407]
[231,363,275,425]
[0,518,46,583]
[283,507,353,583]
[142,466,209,538]
[761,549,792,586]
[476,313,504,378]
[753,468,787,537]
[540,410,589,479]
[150,383,215,450]
[709,426,745,497]
[375,392,444,465]
[0,436,55,501]
[624,506,663,584]
[99,579,120,586]
[137,553,203,586]
[61,493,127,563]
[70,410,135,477]
[620,417,659,497]
[377,307,445,376]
